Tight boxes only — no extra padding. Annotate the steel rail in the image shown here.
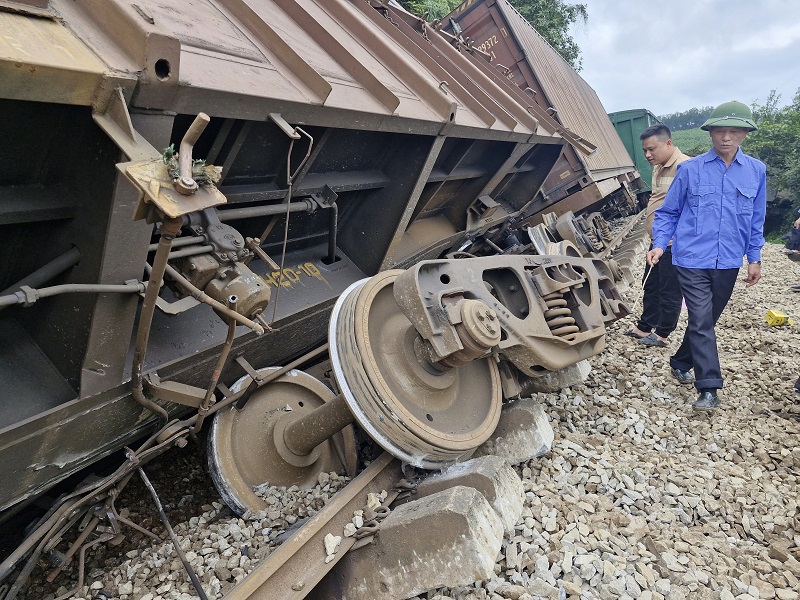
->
[597,209,646,260]
[223,452,402,600]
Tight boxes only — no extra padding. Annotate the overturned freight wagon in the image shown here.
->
[443,0,644,221]
[0,1,631,583]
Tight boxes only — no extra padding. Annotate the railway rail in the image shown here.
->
[224,452,403,600]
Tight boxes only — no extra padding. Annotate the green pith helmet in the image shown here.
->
[700,100,757,131]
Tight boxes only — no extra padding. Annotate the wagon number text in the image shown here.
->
[260,262,330,289]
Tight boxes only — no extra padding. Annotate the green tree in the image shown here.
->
[399,0,587,71]
[743,89,800,234]
[658,106,715,132]
[509,0,587,71]
[744,90,800,191]
[401,0,460,20]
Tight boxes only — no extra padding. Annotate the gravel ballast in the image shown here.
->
[17,242,800,600]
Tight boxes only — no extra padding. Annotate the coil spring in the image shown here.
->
[600,220,613,243]
[543,291,579,339]
[587,230,601,248]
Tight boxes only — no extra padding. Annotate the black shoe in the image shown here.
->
[670,367,695,385]
[693,390,720,411]
[639,333,667,347]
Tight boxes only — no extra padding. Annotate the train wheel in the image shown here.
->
[329,271,502,469]
[208,368,357,516]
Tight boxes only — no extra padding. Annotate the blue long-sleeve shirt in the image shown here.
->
[652,147,766,268]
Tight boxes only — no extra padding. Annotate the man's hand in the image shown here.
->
[744,262,761,287]
[794,216,800,228]
[646,247,664,266]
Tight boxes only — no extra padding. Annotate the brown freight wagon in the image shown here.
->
[0,0,610,519]
[443,0,645,221]
[0,2,634,595]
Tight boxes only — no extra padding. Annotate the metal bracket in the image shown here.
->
[125,159,226,223]
[310,185,338,209]
[153,295,201,316]
[269,113,301,140]
[144,373,206,408]
[466,195,505,234]
[124,112,226,223]
[93,86,160,162]
[233,355,269,410]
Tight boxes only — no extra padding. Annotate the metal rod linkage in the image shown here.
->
[194,296,239,434]
[217,199,316,222]
[0,281,145,308]
[231,343,330,411]
[131,217,183,421]
[0,246,80,298]
[147,236,204,252]
[167,245,215,260]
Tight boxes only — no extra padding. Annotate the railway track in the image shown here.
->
[224,452,403,600]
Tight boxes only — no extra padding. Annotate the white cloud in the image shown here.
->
[735,22,800,52]
[571,0,800,115]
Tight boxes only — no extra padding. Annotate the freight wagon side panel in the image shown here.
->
[445,0,640,217]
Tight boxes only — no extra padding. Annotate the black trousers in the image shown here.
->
[670,267,739,391]
[636,246,683,338]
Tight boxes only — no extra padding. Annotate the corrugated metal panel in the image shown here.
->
[26,0,551,141]
[491,0,634,176]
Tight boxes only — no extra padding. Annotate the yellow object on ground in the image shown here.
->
[765,309,794,326]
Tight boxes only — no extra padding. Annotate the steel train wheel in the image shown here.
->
[208,368,357,516]
[329,271,502,469]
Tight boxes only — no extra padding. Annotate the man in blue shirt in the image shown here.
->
[646,100,766,411]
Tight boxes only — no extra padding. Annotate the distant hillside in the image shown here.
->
[658,107,714,131]
[672,128,711,156]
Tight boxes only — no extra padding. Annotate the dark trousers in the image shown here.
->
[670,267,739,391]
[636,246,682,338]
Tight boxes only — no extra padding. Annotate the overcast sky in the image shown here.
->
[570,0,800,117]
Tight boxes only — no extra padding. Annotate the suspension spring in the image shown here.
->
[599,220,613,243]
[542,291,579,339]
[587,230,601,248]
